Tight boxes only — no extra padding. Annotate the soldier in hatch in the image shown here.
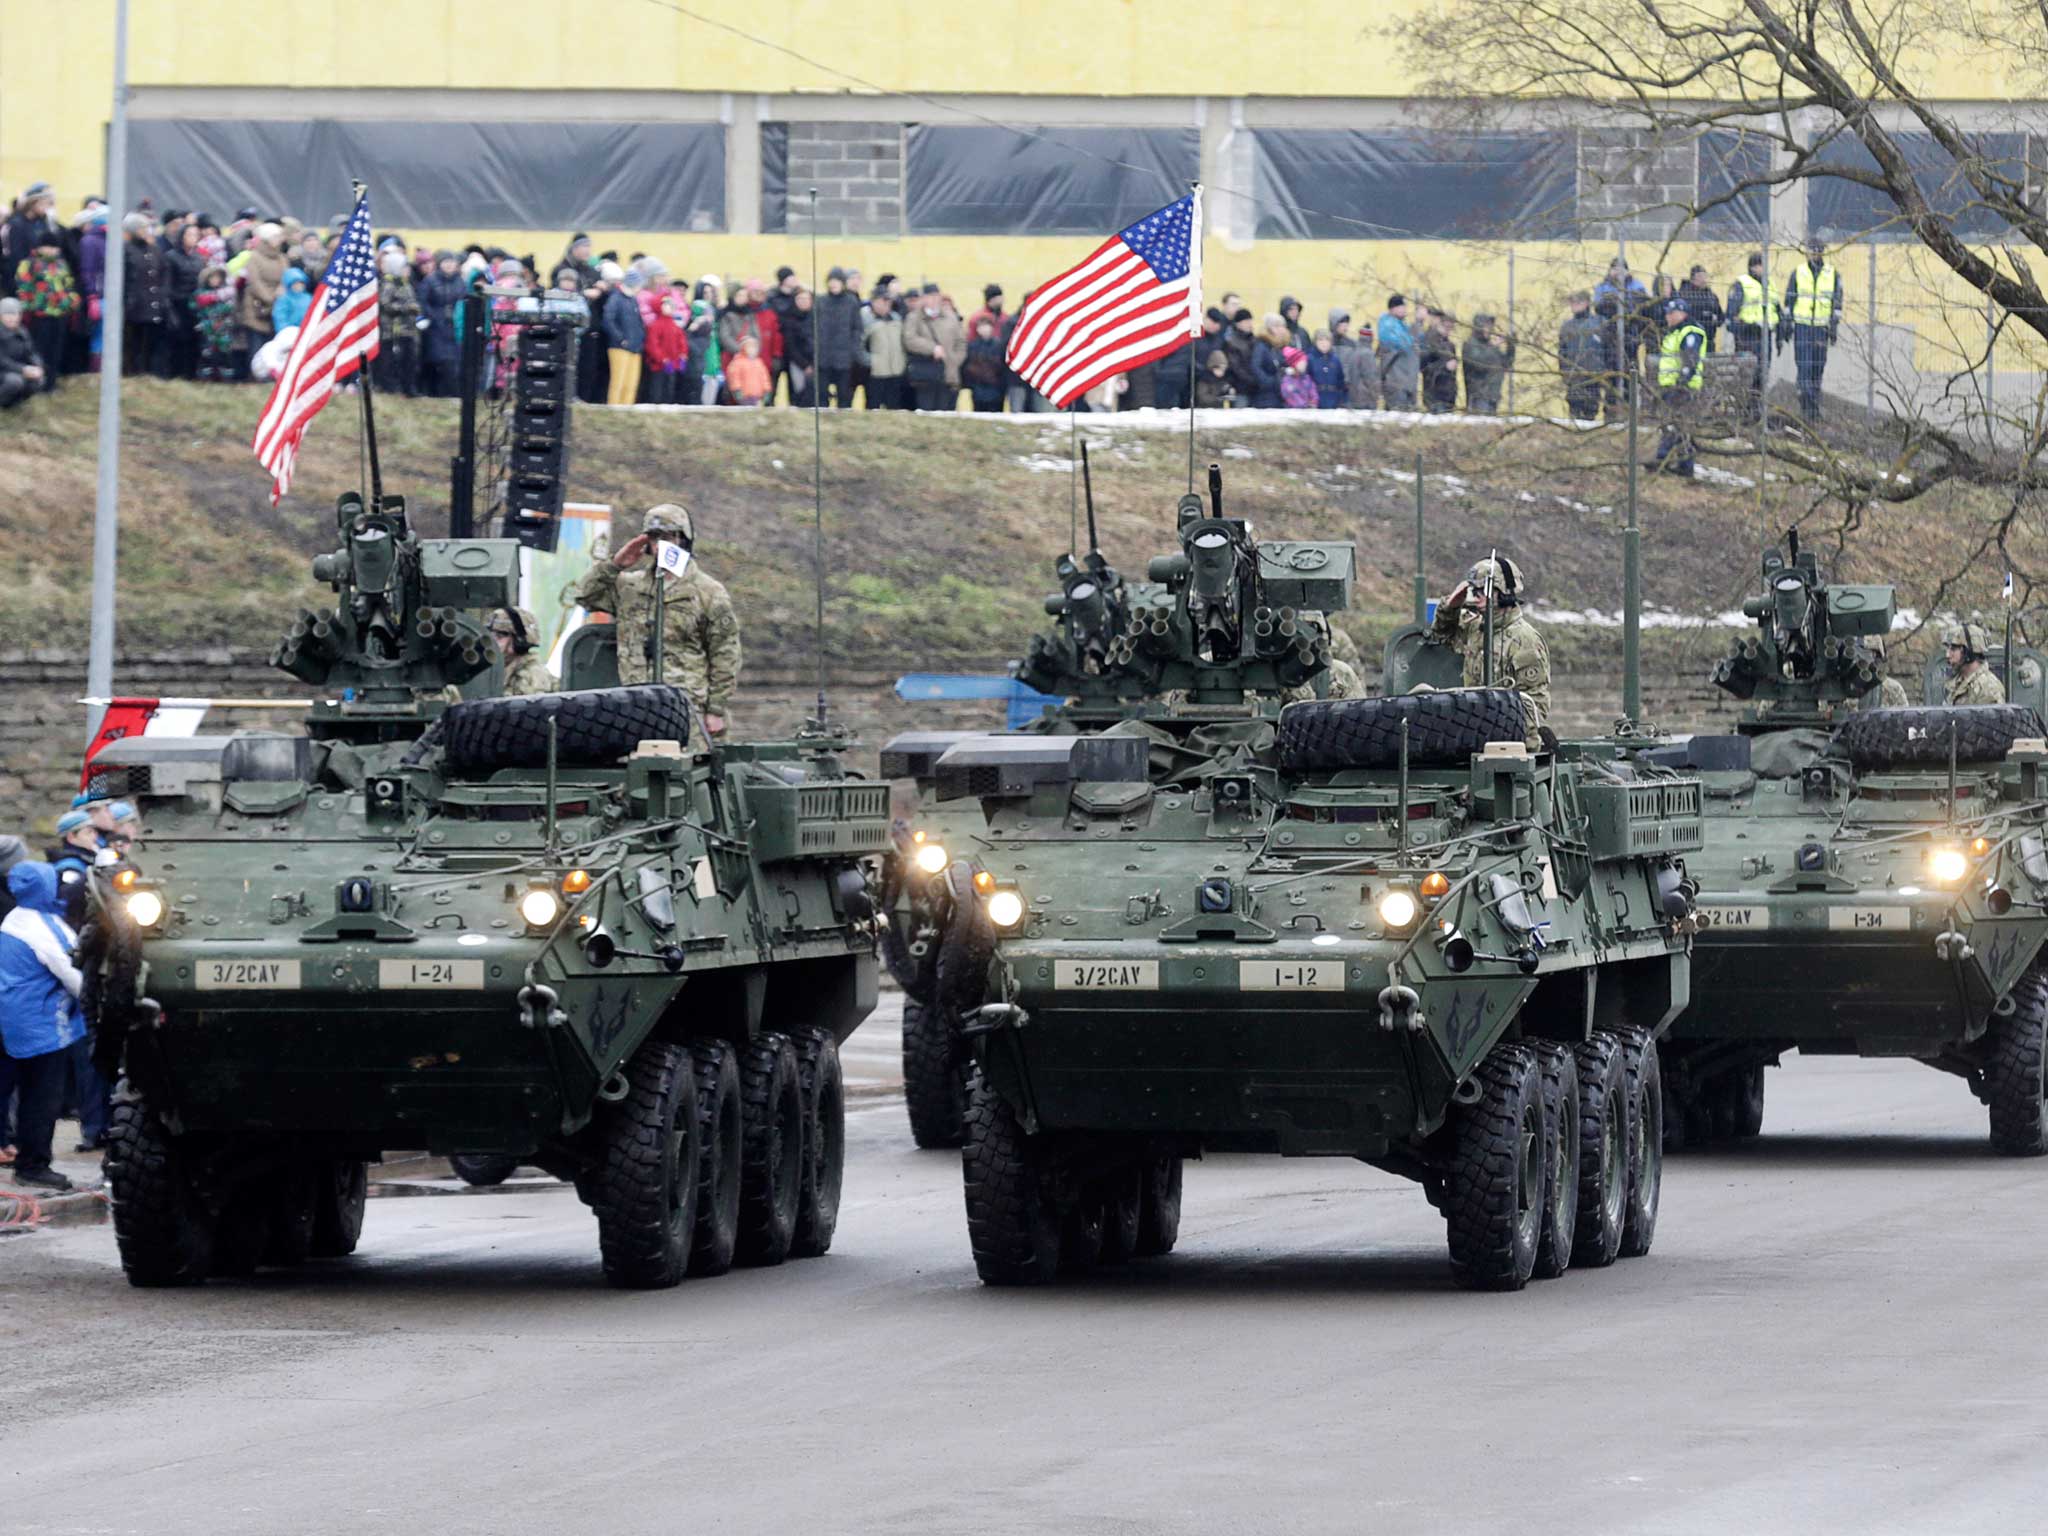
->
[1862,635,1909,709]
[1942,621,2006,706]
[488,607,553,697]
[569,502,742,753]
[1430,554,1551,746]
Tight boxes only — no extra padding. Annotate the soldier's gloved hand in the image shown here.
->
[613,533,651,569]
[704,713,727,737]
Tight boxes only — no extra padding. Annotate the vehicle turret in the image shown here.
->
[1708,529,1894,729]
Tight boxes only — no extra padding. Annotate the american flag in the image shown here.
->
[1006,188,1203,408]
[251,188,381,503]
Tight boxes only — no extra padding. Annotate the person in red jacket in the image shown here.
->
[642,293,687,404]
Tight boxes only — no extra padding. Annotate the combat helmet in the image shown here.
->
[489,607,539,654]
[1465,554,1528,604]
[1941,620,1990,660]
[643,502,695,545]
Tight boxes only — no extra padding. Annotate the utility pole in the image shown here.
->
[85,0,131,739]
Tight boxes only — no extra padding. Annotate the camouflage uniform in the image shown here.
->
[569,504,742,752]
[1947,665,2005,706]
[1872,677,1909,708]
[488,607,554,696]
[1431,605,1550,744]
[1279,657,1363,705]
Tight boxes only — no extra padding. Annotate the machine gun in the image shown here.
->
[1013,463,1353,718]
[273,491,520,723]
[1710,529,1894,729]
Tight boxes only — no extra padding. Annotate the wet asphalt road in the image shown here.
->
[5,1049,2045,1535]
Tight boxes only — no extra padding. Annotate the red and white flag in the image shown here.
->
[1005,189,1202,409]
[251,188,382,503]
[80,698,212,787]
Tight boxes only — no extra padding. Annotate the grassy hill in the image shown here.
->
[0,382,2027,677]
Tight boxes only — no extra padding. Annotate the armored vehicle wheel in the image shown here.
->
[689,1041,743,1276]
[962,1072,1061,1286]
[590,1039,702,1290]
[1571,1035,1629,1269]
[735,1032,806,1267]
[310,1159,368,1258]
[1986,970,2048,1156]
[1832,703,2044,772]
[105,1085,214,1288]
[792,1030,846,1258]
[440,684,695,773]
[1729,1064,1766,1141]
[1099,1163,1144,1265]
[902,999,968,1150]
[1276,688,1529,772]
[1443,1045,1545,1292]
[1530,1043,1581,1281]
[1134,1154,1183,1258]
[211,1187,272,1278]
[449,1154,520,1187]
[263,1163,320,1268]
[1614,1031,1664,1259]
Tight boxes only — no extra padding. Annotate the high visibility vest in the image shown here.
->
[1657,324,1706,390]
[1734,273,1779,328]
[1790,262,1838,326]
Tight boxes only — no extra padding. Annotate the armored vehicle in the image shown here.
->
[927,489,1702,1289]
[1612,535,2048,1152]
[83,490,882,1288]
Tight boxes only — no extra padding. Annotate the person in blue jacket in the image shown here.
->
[1306,329,1349,408]
[271,267,312,336]
[0,862,87,1191]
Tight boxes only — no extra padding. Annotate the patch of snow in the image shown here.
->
[1015,455,1075,474]
[1692,465,1755,488]
[1222,445,1255,459]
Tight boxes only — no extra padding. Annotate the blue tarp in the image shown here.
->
[896,674,1063,731]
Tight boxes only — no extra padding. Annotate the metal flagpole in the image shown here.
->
[1070,408,1079,552]
[85,0,131,741]
[810,187,827,726]
[1186,182,1203,493]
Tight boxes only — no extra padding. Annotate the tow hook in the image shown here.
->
[963,1002,1028,1039]
[1377,983,1423,1033]
[1935,931,1975,963]
[517,982,567,1030]
[1452,1076,1485,1106]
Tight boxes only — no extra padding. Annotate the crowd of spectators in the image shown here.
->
[0,793,140,1193]
[1,179,1775,422]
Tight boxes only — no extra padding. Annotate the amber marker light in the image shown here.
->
[561,869,593,896]
[973,869,996,895]
[113,868,139,892]
[1420,871,1451,903]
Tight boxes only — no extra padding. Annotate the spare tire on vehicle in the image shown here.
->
[1277,688,1528,771]
[441,685,694,772]
[1831,703,2044,772]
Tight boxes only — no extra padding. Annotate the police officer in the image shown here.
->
[570,503,742,752]
[488,607,553,696]
[1431,555,1551,745]
[1725,251,1780,424]
[1647,296,1706,477]
[1942,621,2006,705]
[1780,236,1842,424]
[1862,635,1909,708]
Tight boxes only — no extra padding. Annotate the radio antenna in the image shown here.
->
[809,187,828,727]
[1080,439,1100,553]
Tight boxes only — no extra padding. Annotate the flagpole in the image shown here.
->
[1070,408,1080,553]
[810,186,828,727]
[347,181,385,510]
[85,0,131,741]
[1186,182,1203,494]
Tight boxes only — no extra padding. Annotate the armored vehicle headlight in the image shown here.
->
[1377,889,1420,931]
[519,887,563,928]
[561,868,592,896]
[1419,871,1451,903]
[1928,846,1969,885]
[915,841,950,875]
[986,889,1027,929]
[125,890,165,928]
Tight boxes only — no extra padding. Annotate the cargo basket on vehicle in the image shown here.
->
[748,780,892,862]
[1581,778,1705,860]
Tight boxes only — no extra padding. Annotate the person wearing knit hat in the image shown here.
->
[0,295,42,409]
[0,858,89,1189]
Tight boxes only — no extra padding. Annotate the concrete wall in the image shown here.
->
[0,652,1741,840]
[783,122,904,238]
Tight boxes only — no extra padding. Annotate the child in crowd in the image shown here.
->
[272,268,311,335]
[191,265,237,381]
[962,318,1006,412]
[686,296,720,405]
[643,293,687,404]
[725,332,770,406]
[1307,329,1348,408]
[1194,348,1233,408]
[1278,345,1318,409]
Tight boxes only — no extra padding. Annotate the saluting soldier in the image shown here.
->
[488,607,553,696]
[1942,621,2006,706]
[570,502,743,752]
[1431,554,1551,745]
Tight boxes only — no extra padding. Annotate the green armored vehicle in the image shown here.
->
[83,491,882,1288]
[929,489,1702,1289]
[1624,535,2048,1152]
